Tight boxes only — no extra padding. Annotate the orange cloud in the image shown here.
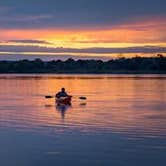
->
[0,17,165,48]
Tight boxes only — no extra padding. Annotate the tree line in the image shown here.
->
[0,55,166,74]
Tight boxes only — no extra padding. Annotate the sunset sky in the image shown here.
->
[0,0,166,60]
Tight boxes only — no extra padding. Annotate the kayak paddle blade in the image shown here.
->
[79,97,87,100]
[45,96,54,99]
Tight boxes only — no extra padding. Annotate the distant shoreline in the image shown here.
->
[0,71,166,74]
[0,56,165,74]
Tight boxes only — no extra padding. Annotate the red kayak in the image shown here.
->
[56,96,72,105]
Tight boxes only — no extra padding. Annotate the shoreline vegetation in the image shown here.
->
[0,55,166,74]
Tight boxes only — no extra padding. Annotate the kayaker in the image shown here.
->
[56,88,69,98]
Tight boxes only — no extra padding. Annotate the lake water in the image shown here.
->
[0,74,166,166]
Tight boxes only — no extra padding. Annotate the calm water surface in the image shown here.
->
[0,74,166,166]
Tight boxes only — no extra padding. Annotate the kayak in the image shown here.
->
[56,96,72,105]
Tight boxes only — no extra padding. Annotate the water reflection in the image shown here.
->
[79,102,87,106]
[56,104,71,120]
[45,104,54,108]
[0,74,165,136]
[0,74,166,166]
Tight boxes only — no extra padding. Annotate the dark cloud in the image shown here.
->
[0,54,111,61]
[0,0,166,29]
[0,44,165,54]
[7,40,52,44]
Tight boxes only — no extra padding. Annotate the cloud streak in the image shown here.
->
[0,44,165,54]
[7,40,52,45]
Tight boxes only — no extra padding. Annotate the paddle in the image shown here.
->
[79,97,87,100]
[45,95,87,100]
[45,95,54,99]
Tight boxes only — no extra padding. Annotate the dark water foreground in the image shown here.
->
[0,74,166,166]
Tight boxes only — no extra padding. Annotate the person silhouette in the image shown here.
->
[56,88,68,98]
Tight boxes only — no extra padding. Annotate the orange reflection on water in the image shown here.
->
[0,75,166,137]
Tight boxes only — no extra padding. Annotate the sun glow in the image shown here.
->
[0,17,165,58]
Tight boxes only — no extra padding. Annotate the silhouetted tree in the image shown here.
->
[0,55,165,73]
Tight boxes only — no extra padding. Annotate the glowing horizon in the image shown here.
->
[0,0,166,59]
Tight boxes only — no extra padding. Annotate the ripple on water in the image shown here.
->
[0,75,165,140]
